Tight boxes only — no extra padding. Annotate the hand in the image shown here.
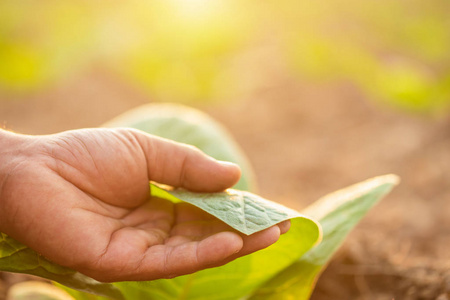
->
[0,128,289,282]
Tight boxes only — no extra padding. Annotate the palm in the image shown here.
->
[1,128,288,282]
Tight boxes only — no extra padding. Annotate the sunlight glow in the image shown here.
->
[170,0,226,24]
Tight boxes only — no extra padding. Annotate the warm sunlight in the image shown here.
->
[1,0,449,299]
[169,0,226,25]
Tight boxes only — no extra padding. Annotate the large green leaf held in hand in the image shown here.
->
[151,183,305,235]
[250,174,400,300]
[108,185,321,300]
[1,182,321,300]
[62,176,398,300]
[0,175,398,300]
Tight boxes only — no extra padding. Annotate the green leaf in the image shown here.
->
[152,183,310,235]
[114,222,320,300]
[249,174,400,300]
[58,184,321,300]
[103,103,257,191]
[0,233,124,300]
[105,183,321,300]
[2,175,397,300]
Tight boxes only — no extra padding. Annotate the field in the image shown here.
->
[1,68,449,299]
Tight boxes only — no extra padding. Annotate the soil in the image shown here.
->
[1,68,449,299]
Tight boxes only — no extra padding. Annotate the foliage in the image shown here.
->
[1,0,449,114]
[250,175,399,299]
[1,183,321,299]
[276,0,450,116]
[0,104,399,298]
[1,176,398,299]
[0,1,95,91]
[152,183,318,236]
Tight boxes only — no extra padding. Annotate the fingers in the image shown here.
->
[222,225,281,264]
[81,222,289,282]
[210,220,290,268]
[77,198,290,282]
[131,226,282,281]
[153,231,243,278]
[278,220,291,234]
[131,129,241,192]
[89,231,244,282]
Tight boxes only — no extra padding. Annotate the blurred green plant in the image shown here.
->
[1,0,449,115]
[0,1,95,91]
[276,0,450,116]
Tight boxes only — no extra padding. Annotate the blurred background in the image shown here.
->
[1,0,449,299]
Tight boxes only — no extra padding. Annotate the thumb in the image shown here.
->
[131,129,241,192]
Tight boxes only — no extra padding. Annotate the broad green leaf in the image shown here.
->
[249,174,400,300]
[107,184,321,299]
[103,103,257,191]
[114,222,320,299]
[59,185,321,300]
[0,233,124,300]
[112,219,316,299]
[152,183,307,235]
[3,174,396,300]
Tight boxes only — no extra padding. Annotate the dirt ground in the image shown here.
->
[0,69,449,299]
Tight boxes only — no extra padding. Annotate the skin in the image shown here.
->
[0,128,289,282]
